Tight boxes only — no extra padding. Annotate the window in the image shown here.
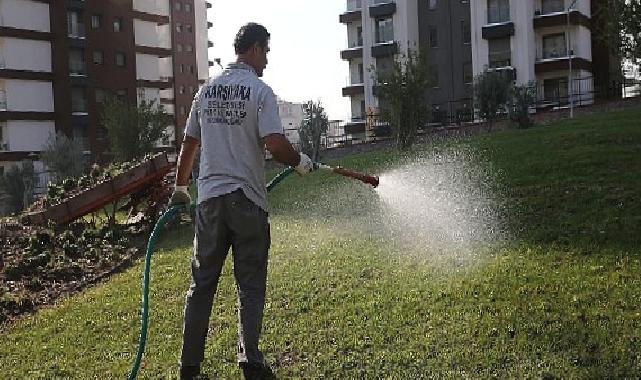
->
[176,22,182,33]
[180,64,184,73]
[69,48,86,75]
[186,44,193,52]
[93,50,104,64]
[116,89,127,102]
[428,26,438,48]
[185,3,191,12]
[113,17,123,32]
[463,62,473,84]
[180,85,185,94]
[186,24,193,33]
[542,33,567,59]
[428,0,437,10]
[177,43,183,52]
[488,37,511,68]
[71,87,87,113]
[67,11,85,38]
[487,0,510,23]
[375,17,393,43]
[115,52,126,67]
[189,65,195,74]
[95,88,106,103]
[541,0,564,14]
[189,86,195,94]
[429,65,439,88]
[461,20,471,44]
[91,14,102,29]
[175,1,182,10]
[180,106,186,115]
[357,26,363,46]
[0,90,6,111]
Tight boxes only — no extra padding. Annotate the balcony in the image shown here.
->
[371,41,398,58]
[482,22,514,40]
[341,46,363,60]
[340,0,362,24]
[369,1,396,18]
[533,10,590,29]
[345,118,366,134]
[535,52,592,74]
[342,77,364,96]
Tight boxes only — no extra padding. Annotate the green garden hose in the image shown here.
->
[128,166,295,379]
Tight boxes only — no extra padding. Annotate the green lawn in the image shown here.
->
[1,107,640,378]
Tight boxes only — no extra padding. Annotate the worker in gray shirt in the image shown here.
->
[170,23,313,380]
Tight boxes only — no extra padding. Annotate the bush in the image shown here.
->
[0,160,35,215]
[509,82,537,129]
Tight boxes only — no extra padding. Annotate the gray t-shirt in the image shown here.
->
[184,63,284,211]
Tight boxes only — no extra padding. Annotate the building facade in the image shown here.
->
[0,0,212,179]
[277,99,305,147]
[339,0,419,138]
[470,0,616,107]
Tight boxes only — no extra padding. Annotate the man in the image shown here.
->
[169,23,313,380]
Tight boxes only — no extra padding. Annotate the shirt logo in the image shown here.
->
[202,84,250,126]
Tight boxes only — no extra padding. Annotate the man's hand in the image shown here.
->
[294,153,313,175]
[169,185,192,209]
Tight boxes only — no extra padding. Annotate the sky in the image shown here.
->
[208,0,350,121]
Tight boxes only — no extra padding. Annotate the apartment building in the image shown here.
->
[0,0,213,178]
[418,0,473,122]
[470,0,617,107]
[278,99,305,147]
[339,0,419,138]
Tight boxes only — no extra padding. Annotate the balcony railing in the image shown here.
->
[346,0,361,12]
[67,23,86,38]
[372,0,394,4]
[69,60,87,75]
[348,39,364,48]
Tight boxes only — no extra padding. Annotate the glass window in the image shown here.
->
[67,11,85,38]
[91,14,102,29]
[185,44,193,52]
[185,3,191,12]
[95,88,106,103]
[176,43,183,52]
[375,17,394,43]
[71,87,87,113]
[93,50,104,64]
[186,24,193,33]
[115,52,126,67]
[488,37,511,68]
[113,17,123,32]
[116,89,127,103]
[175,1,182,10]
[69,48,86,75]
[189,65,195,74]
[180,86,185,94]
[487,0,510,23]
[461,20,471,44]
[463,62,473,84]
[542,33,566,59]
[428,0,437,10]
[542,0,564,14]
[429,26,438,48]
[176,22,182,33]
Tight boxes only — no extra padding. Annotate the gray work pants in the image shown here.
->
[180,189,270,367]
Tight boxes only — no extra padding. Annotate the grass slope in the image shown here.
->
[1,107,640,378]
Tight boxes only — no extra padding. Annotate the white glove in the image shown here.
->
[294,153,313,175]
[169,185,192,208]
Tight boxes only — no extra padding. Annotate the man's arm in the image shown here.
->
[175,135,201,186]
[264,134,301,167]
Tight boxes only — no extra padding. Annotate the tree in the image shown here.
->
[298,100,328,162]
[0,160,34,215]
[594,0,641,64]
[40,131,86,182]
[101,95,171,162]
[372,48,430,150]
[508,82,537,129]
[473,70,512,132]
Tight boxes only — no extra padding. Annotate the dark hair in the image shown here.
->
[234,23,270,54]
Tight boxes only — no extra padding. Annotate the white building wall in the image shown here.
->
[278,100,305,145]
[512,2,537,84]
[1,79,53,112]
[137,87,161,105]
[4,120,54,151]
[194,0,209,81]
[0,0,50,32]
[0,38,51,72]
[132,0,170,16]
[134,20,171,49]
[394,0,419,54]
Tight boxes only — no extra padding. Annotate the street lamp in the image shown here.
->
[567,0,579,118]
